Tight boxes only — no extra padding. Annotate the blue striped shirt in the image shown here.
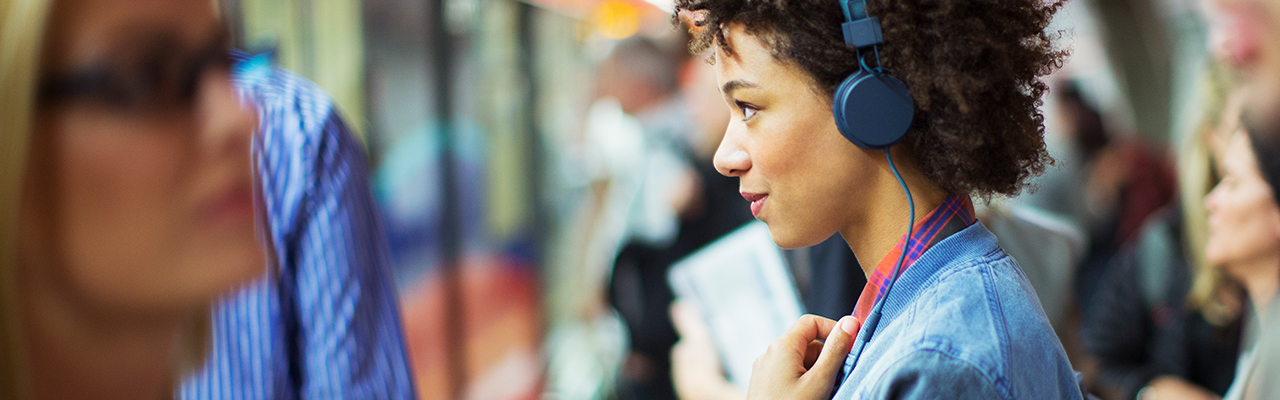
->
[179,53,417,400]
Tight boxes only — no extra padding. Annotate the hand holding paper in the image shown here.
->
[670,301,746,400]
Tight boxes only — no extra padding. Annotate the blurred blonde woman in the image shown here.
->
[1078,64,1247,400]
[0,0,264,398]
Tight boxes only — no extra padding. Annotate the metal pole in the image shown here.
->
[516,3,546,271]
[219,0,246,49]
[428,0,467,397]
[516,1,550,358]
[297,0,316,79]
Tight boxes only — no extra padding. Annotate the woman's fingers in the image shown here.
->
[745,315,861,400]
[781,315,839,351]
[804,316,860,387]
[670,301,710,340]
[803,340,825,369]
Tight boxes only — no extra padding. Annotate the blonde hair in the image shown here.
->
[1,0,51,398]
[1181,63,1242,325]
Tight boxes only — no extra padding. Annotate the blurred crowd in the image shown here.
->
[3,0,1280,399]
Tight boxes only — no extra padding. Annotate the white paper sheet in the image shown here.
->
[668,222,805,390]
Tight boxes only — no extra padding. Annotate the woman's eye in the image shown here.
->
[736,101,758,121]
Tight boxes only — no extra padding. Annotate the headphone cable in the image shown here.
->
[842,148,915,381]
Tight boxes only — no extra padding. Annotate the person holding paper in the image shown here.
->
[671,0,1082,398]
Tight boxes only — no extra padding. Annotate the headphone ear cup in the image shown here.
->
[832,72,915,150]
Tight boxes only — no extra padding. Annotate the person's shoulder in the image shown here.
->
[866,347,1085,400]
[900,252,1014,376]
[918,243,1057,340]
[231,52,338,141]
[231,52,366,204]
[923,228,1047,318]
[903,243,1080,399]
[867,349,1007,400]
[915,232,1026,315]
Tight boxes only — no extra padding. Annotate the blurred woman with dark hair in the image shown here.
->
[1204,128,1280,400]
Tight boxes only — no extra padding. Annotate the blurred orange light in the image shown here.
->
[592,0,640,39]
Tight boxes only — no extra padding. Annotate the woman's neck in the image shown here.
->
[23,275,183,400]
[1229,255,1280,311]
[839,152,952,278]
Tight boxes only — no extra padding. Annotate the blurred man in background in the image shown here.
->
[592,35,712,400]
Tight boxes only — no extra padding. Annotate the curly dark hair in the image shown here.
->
[674,0,1068,197]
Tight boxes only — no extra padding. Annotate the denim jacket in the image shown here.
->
[831,222,1084,399]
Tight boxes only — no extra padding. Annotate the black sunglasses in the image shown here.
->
[37,30,233,115]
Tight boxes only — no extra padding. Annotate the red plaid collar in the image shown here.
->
[851,195,976,323]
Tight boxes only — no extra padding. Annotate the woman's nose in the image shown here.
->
[196,71,257,158]
[1204,181,1225,215]
[713,125,751,177]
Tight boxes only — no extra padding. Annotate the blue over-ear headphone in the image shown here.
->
[832,0,915,149]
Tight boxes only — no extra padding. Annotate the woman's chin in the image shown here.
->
[1204,251,1225,270]
[187,244,267,296]
[764,224,829,250]
[224,247,268,285]
[1205,246,1253,282]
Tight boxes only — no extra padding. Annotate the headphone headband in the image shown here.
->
[840,0,869,20]
[840,0,882,49]
[830,0,912,151]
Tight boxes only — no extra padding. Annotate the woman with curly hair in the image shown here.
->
[671,0,1082,398]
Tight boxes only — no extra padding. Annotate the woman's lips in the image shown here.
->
[742,192,768,218]
[200,183,256,226]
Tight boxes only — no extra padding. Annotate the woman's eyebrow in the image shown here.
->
[722,79,758,97]
[108,21,229,57]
